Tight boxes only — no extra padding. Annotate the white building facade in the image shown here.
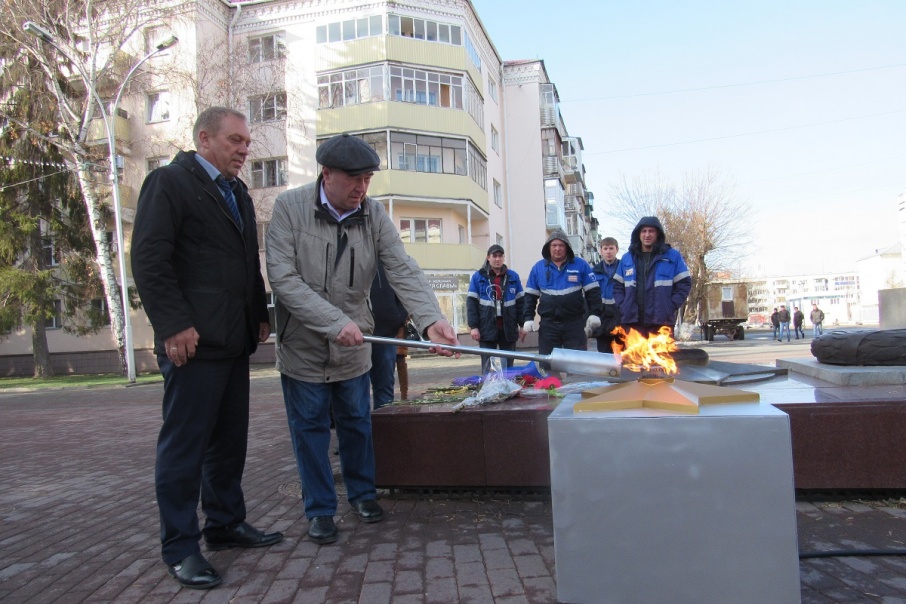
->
[1,0,599,374]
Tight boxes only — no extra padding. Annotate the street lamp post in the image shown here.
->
[24,21,177,383]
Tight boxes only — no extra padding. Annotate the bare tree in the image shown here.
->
[0,0,185,376]
[606,166,751,326]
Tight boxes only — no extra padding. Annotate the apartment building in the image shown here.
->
[746,272,862,327]
[0,0,598,374]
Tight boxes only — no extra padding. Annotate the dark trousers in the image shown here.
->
[369,342,397,409]
[156,354,250,565]
[538,317,586,356]
[478,337,516,374]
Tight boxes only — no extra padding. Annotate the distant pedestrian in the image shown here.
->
[793,307,805,339]
[810,304,825,337]
[777,305,791,342]
[771,308,780,340]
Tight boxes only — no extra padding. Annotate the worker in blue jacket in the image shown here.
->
[466,244,525,374]
[521,230,601,356]
[591,237,622,353]
[613,216,691,337]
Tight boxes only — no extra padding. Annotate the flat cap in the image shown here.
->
[316,133,381,175]
[487,244,505,256]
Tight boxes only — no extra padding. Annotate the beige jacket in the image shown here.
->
[266,178,444,382]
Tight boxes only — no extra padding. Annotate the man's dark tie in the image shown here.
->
[215,176,243,229]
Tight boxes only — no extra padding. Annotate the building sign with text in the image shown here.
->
[426,276,458,291]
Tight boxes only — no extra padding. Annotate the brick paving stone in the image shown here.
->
[513,553,549,579]
[457,583,496,603]
[425,576,458,604]
[362,558,395,583]
[454,560,489,588]
[482,547,517,571]
[425,556,455,579]
[488,567,525,597]
[356,581,392,604]
[392,568,425,594]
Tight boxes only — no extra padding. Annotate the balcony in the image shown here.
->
[402,242,486,271]
[542,155,564,182]
[85,111,131,150]
[545,200,566,231]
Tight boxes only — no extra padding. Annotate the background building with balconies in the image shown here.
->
[1,0,600,374]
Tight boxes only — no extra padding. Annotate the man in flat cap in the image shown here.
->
[266,133,459,545]
[467,244,525,374]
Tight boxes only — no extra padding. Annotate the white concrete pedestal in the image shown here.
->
[548,396,800,604]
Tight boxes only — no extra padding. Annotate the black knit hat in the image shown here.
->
[316,133,381,175]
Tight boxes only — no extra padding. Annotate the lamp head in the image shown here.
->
[23,21,54,43]
[155,35,178,51]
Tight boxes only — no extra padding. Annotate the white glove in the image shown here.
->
[585,315,601,337]
[523,320,535,333]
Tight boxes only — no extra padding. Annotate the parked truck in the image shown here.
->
[699,281,749,341]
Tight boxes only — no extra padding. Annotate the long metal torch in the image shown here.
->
[363,335,622,378]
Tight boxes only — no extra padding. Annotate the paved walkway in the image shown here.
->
[1,359,905,603]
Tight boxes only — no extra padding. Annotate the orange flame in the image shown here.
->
[611,326,678,375]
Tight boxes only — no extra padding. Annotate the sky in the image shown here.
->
[470,0,906,277]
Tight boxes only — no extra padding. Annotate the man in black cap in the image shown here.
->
[466,244,525,374]
[266,133,459,545]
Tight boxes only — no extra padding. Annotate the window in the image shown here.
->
[251,159,287,188]
[249,93,287,123]
[458,225,465,244]
[147,157,167,173]
[487,76,498,102]
[491,125,499,152]
[399,218,441,243]
[387,131,485,188]
[390,132,465,175]
[493,180,502,207]
[249,33,285,62]
[45,300,62,330]
[496,233,504,247]
[41,236,59,267]
[463,31,481,71]
[144,26,170,56]
[318,66,385,108]
[90,298,110,327]
[390,66,463,109]
[147,91,170,123]
[388,14,462,47]
[105,231,117,255]
[316,15,382,43]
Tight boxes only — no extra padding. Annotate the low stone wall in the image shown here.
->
[0,343,278,377]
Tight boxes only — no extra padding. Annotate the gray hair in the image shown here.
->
[193,106,247,147]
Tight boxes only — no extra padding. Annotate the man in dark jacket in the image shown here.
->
[521,231,601,355]
[793,306,805,339]
[467,244,525,374]
[613,216,691,337]
[369,262,408,409]
[591,237,622,353]
[131,107,282,590]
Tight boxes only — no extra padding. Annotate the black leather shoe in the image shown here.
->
[353,499,384,523]
[307,516,338,544]
[167,552,221,590]
[204,521,283,550]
